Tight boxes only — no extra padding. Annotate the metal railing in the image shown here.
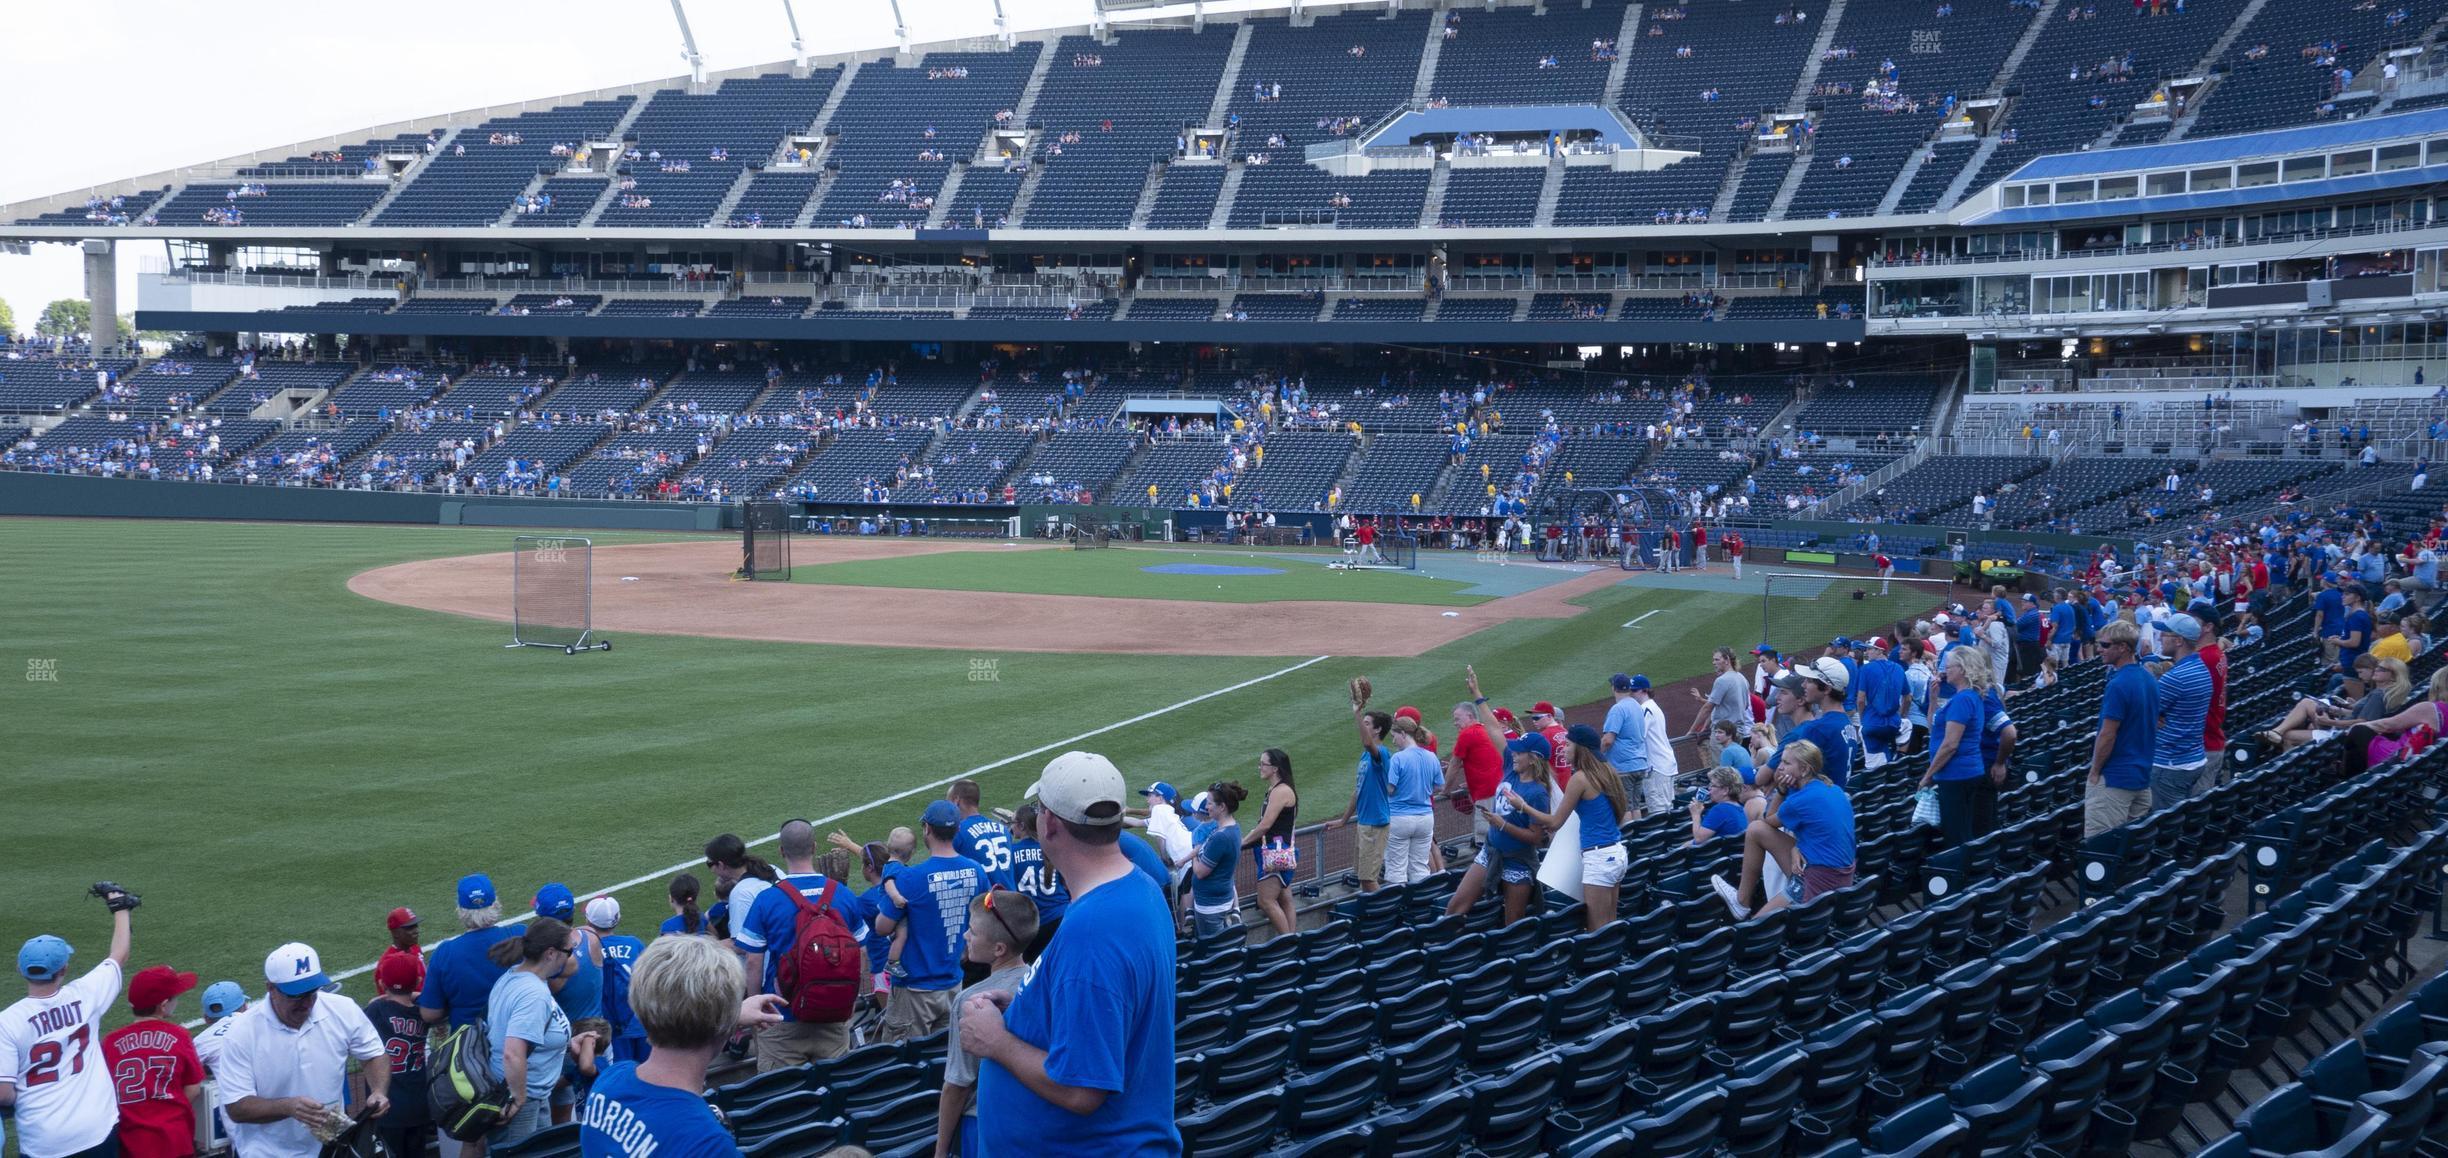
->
[1869,214,2441,269]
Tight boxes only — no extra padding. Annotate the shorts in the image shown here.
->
[881,986,956,1042]
[1580,843,1629,888]
[1249,843,1292,888]
[1801,864,1856,902]
[754,1016,850,1070]
[1353,823,1389,884]
[1473,843,1535,886]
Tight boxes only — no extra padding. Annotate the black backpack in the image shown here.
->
[426,1019,511,1141]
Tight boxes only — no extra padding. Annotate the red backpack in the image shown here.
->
[773,880,860,1023]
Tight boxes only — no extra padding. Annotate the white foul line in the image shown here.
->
[183,653,1334,1026]
[1622,609,1663,629]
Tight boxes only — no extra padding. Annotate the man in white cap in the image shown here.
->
[0,882,139,1158]
[214,944,389,1158]
[963,752,1178,1156]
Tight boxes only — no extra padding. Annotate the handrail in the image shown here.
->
[1870,214,2439,269]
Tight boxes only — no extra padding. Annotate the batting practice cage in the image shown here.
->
[1064,523,1112,549]
[1332,530,1417,571]
[1759,570,1956,661]
[739,500,793,580]
[508,535,611,654]
[1549,486,1691,568]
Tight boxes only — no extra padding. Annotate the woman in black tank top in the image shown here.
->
[1243,748,1300,937]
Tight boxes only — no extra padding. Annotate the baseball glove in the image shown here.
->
[1349,676,1373,708]
[90,881,141,913]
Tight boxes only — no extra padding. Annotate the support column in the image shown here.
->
[83,239,119,354]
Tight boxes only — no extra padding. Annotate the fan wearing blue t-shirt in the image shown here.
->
[1767,659,1856,788]
[2149,614,2213,812]
[1338,702,1397,893]
[2333,587,2375,678]
[584,898,651,1064]
[418,873,519,1031]
[971,751,1178,1158]
[1007,804,1069,960]
[2086,623,2160,837]
[1853,642,1909,769]
[1187,784,1247,940]
[1920,647,1995,846]
[581,935,789,1158]
[1688,767,1750,847]
[947,779,1016,890]
[735,821,874,1070]
[877,802,989,1044]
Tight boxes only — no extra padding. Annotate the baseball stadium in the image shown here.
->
[6,1,2448,1156]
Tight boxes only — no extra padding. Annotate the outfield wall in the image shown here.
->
[0,472,725,531]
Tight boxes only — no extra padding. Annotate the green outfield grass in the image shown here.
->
[0,517,1915,1025]
[788,542,1489,605]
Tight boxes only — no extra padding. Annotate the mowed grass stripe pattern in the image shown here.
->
[1,519,1854,1024]
[788,544,1489,605]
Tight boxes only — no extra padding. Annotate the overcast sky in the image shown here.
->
[0,0,1291,335]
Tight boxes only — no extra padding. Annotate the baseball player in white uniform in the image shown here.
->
[0,882,141,1158]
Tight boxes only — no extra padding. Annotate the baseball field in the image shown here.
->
[1,516,1940,1021]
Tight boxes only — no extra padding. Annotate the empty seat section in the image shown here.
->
[1232,431,1351,509]
[599,72,839,227]
[542,369,670,417]
[1122,440,1234,505]
[151,183,387,227]
[240,134,430,178]
[376,98,634,226]
[2189,0,2443,137]
[597,298,708,318]
[1228,166,1430,229]
[1333,297,1427,321]
[1552,164,1727,226]
[943,170,1024,228]
[1789,374,1943,436]
[503,294,602,316]
[1022,432,1137,500]
[1436,168,1544,227]
[564,431,707,496]
[1783,4,2036,220]
[727,171,820,228]
[1341,432,1448,511]
[894,430,1037,502]
[1436,298,1519,322]
[1225,11,1431,165]
[1129,298,1223,321]
[1144,165,1225,229]
[1023,31,1236,228]
[685,429,816,498]
[1226,293,1327,321]
[708,296,812,319]
[815,48,1042,226]
[1428,4,1625,105]
[781,429,936,499]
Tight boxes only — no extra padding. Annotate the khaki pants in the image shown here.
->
[881,986,956,1042]
[2194,748,2226,794]
[754,1017,850,1071]
[2084,782,2150,838]
[1354,823,1389,884]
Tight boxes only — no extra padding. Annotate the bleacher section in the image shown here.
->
[813,49,1041,227]
[1226,293,1327,322]
[2189,0,2445,138]
[1833,454,2049,522]
[1022,431,1137,500]
[1790,375,1944,436]
[597,298,708,318]
[727,171,820,228]
[1331,297,1427,322]
[375,99,635,226]
[1958,1,2245,206]
[781,428,936,499]
[1227,167,1430,230]
[1222,10,1430,164]
[543,369,669,416]
[1024,32,1236,229]
[240,135,428,178]
[1232,431,1351,510]
[114,360,241,414]
[14,188,166,226]
[684,430,815,499]
[1428,3,1622,106]
[432,366,558,414]
[895,429,1037,502]
[563,430,706,497]
[1341,432,1448,511]
[596,72,839,228]
[214,363,356,416]
[1782,5,2036,220]
[1143,165,1224,229]
[150,183,388,227]
[0,357,131,415]
[1435,168,1544,228]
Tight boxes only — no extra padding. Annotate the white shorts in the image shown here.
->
[1581,843,1629,888]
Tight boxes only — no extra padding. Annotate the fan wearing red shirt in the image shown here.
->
[2195,632,2229,793]
[1530,702,1574,789]
[1446,694,1505,848]
[1724,532,1746,579]
[1691,524,1710,570]
[102,965,206,1158]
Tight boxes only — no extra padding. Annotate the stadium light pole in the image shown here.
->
[780,0,809,74]
[888,0,911,54]
[668,0,708,90]
[989,0,1013,46]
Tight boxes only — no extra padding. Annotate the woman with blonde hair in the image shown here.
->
[1712,737,1856,921]
[2340,664,2448,776]
[2261,656,2410,751]
[1512,722,1631,928]
[578,936,786,1158]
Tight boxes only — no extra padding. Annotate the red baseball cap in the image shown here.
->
[1394,705,1422,723]
[128,965,198,1012]
[386,907,420,930]
[1491,707,1520,728]
[375,953,422,993]
[1530,701,1560,718]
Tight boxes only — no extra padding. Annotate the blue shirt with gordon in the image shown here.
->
[580,1061,741,1158]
